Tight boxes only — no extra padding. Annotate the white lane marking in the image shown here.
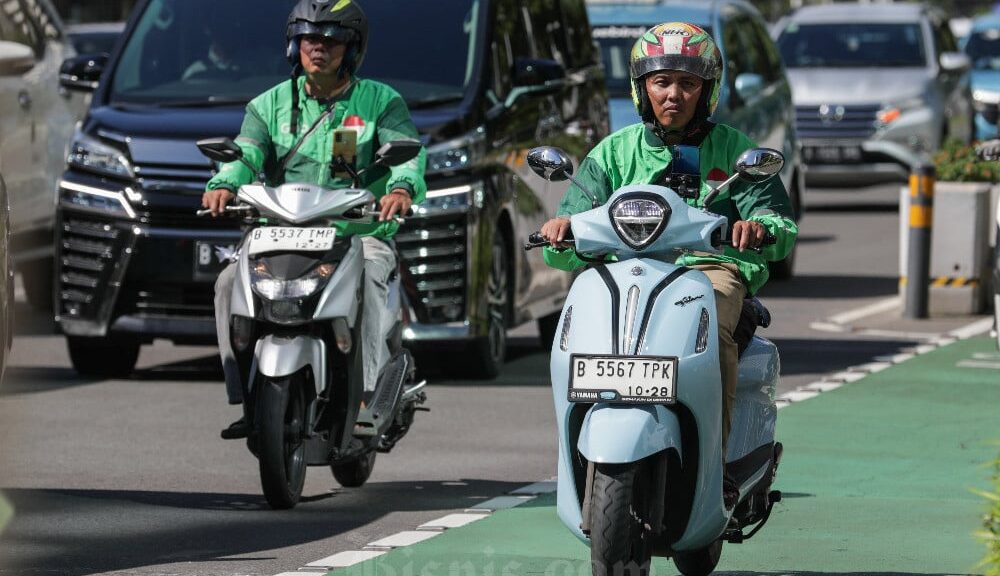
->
[465,495,535,512]
[305,550,388,569]
[874,352,916,363]
[852,361,894,373]
[808,321,847,333]
[827,296,901,325]
[418,513,491,530]
[779,390,821,403]
[802,381,843,393]
[367,531,442,548]
[825,371,868,383]
[950,317,996,340]
[510,481,557,495]
[957,360,1000,370]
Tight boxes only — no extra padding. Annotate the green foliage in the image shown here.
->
[977,450,1000,576]
[932,140,1000,183]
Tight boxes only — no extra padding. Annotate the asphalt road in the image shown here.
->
[0,184,962,576]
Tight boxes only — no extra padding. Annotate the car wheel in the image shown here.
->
[66,335,140,378]
[20,258,53,312]
[463,232,509,379]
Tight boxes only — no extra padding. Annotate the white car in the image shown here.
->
[0,0,84,310]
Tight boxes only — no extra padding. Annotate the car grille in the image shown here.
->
[134,162,212,195]
[58,217,132,320]
[795,104,880,140]
[395,212,467,324]
[124,286,215,318]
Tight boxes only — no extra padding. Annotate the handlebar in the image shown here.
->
[527,230,776,253]
[195,205,255,217]
[524,231,574,251]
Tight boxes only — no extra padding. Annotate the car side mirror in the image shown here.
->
[59,53,108,92]
[734,73,764,103]
[513,58,566,87]
[0,41,35,77]
[196,137,244,163]
[736,148,785,183]
[940,51,970,72]
[374,140,422,167]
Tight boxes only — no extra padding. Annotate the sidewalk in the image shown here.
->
[330,336,1000,576]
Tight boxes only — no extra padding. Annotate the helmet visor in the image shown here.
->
[288,21,355,43]
[630,54,718,81]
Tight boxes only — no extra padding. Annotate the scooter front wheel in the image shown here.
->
[590,463,652,576]
[257,376,307,509]
[331,450,377,487]
[673,540,722,576]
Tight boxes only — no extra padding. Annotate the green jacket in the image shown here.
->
[205,76,427,240]
[543,123,797,295]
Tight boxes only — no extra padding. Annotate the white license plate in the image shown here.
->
[568,354,677,404]
[247,227,336,255]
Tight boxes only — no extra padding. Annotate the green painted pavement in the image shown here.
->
[333,337,1000,576]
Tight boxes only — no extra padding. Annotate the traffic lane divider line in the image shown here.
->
[418,513,491,530]
[306,551,388,569]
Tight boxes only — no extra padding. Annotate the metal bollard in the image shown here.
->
[905,164,934,318]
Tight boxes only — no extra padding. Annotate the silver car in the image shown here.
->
[775,3,972,187]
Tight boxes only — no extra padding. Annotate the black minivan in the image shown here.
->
[56,0,607,378]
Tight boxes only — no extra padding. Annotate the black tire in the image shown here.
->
[768,243,796,280]
[331,450,377,488]
[66,335,139,378]
[672,540,723,576]
[257,377,306,509]
[537,311,561,349]
[20,258,53,312]
[463,232,509,379]
[590,463,651,576]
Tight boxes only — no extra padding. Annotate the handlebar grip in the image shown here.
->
[762,232,776,246]
[524,232,550,251]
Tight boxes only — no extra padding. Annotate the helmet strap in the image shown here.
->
[338,43,358,80]
[290,63,302,135]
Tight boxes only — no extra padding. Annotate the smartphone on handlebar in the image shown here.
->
[332,128,358,179]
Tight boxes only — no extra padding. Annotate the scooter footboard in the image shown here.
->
[577,404,681,464]
[251,334,326,397]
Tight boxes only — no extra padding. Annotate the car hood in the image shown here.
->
[785,68,931,105]
[971,70,1000,94]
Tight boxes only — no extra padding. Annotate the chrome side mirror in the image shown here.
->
[736,148,785,183]
[527,147,574,182]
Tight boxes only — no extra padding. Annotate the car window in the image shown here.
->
[748,16,783,84]
[491,0,538,99]
[722,17,752,108]
[778,22,927,68]
[558,0,595,69]
[965,27,1000,71]
[931,18,958,55]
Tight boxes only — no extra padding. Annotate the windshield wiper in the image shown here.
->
[408,94,464,109]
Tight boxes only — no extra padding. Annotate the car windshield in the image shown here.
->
[777,22,926,68]
[109,0,480,106]
[965,28,1000,71]
[593,24,712,97]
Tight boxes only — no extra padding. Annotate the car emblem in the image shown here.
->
[818,104,845,124]
[631,266,644,276]
[675,294,704,307]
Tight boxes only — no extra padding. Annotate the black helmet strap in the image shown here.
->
[289,63,302,135]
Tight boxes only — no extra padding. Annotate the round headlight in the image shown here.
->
[610,196,670,249]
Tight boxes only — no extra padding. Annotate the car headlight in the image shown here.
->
[876,96,926,127]
[58,180,136,218]
[67,131,135,179]
[250,261,336,301]
[610,196,670,249]
[425,129,486,174]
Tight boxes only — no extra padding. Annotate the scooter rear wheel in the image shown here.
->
[673,539,722,576]
[590,463,652,576]
[257,376,306,509]
[331,450,377,487]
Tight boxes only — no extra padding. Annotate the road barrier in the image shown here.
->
[905,165,934,318]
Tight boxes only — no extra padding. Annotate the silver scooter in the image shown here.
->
[197,138,427,509]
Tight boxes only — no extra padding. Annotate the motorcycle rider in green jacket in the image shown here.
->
[539,22,797,507]
[202,0,427,439]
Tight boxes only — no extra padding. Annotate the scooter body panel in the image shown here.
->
[577,404,681,464]
[728,336,779,462]
[313,236,364,325]
[251,334,327,397]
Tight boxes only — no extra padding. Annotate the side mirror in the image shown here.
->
[735,148,785,183]
[59,53,108,92]
[0,41,35,77]
[734,73,764,103]
[527,147,574,182]
[940,52,970,72]
[196,137,244,163]
[374,140,421,167]
[513,58,566,87]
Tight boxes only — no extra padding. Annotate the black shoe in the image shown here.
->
[220,416,249,440]
[723,473,739,510]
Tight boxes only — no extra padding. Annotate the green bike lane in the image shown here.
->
[329,336,999,576]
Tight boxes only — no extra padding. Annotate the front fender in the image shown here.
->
[251,334,326,397]
[577,404,681,464]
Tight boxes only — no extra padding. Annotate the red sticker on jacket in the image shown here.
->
[342,115,366,134]
[707,168,728,181]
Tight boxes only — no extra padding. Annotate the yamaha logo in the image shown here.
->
[818,104,845,124]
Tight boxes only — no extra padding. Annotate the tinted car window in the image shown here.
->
[748,16,783,83]
[491,0,538,98]
[109,0,481,106]
[966,28,1000,71]
[722,18,751,106]
[778,22,926,68]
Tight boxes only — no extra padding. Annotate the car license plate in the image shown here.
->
[246,227,336,255]
[194,241,236,278]
[805,145,862,164]
[568,354,677,404]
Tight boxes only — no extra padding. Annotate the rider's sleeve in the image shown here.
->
[377,94,427,204]
[205,102,272,193]
[544,155,615,271]
[736,176,798,262]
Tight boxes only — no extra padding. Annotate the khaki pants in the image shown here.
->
[692,263,746,450]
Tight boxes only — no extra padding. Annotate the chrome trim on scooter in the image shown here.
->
[623,285,640,355]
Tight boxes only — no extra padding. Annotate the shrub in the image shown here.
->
[933,139,1000,183]
[978,450,1000,576]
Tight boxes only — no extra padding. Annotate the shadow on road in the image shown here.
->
[0,478,529,576]
[0,367,99,396]
[760,275,899,300]
[772,338,916,377]
[716,573,977,576]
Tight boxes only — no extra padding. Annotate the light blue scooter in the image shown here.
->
[525,147,786,576]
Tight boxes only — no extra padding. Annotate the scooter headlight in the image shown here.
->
[610,195,670,249]
[250,261,336,301]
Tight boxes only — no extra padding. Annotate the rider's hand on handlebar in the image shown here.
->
[379,188,413,222]
[731,220,766,252]
[541,217,572,249]
[202,189,235,217]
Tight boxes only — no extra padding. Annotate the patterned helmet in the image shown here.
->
[286,0,368,77]
[629,22,723,123]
